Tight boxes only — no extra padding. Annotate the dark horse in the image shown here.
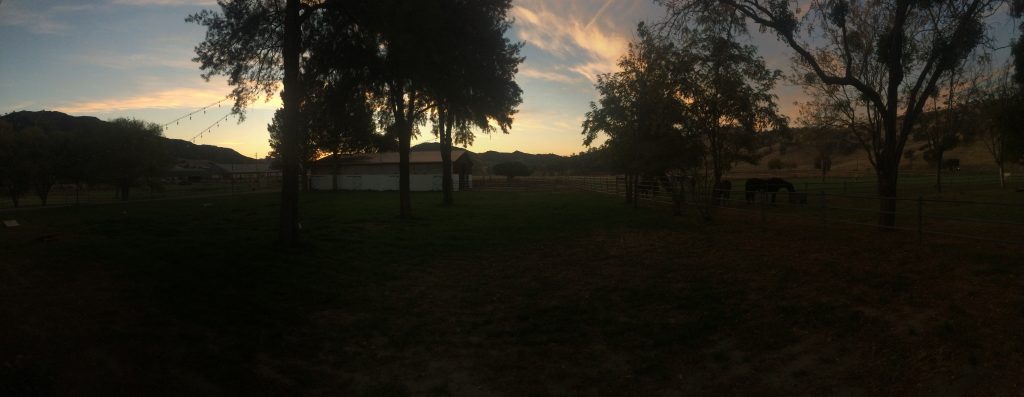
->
[745,178,795,203]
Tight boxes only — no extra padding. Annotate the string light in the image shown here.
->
[189,111,235,143]
[161,97,230,128]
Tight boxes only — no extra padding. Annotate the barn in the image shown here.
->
[310,150,473,191]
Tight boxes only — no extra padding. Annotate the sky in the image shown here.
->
[1,1,1020,157]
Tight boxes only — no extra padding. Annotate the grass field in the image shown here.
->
[2,190,1023,395]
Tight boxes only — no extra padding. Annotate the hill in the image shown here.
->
[411,142,570,175]
[1,110,255,163]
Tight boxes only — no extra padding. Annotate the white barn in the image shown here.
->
[310,150,473,191]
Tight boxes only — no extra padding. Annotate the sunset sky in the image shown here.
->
[1,1,1019,157]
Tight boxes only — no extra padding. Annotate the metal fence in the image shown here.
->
[548,175,1024,246]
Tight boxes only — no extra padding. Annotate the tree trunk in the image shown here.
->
[332,153,339,191]
[399,119,412,218]
[440,108,454,206]
[9,188,19,208]
[935,149,943,193]
[36,182,51,206]
[877,165,898,229]
[624,174,633,204]
[672,178,683,216]
[633,174,640,209]
[999,163,1005,188]
[278,0,302,244]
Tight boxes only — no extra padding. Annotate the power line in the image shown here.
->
[189,112,235,143]
[161,98,230,128]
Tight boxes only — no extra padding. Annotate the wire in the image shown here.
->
[189,112,235,143]
[161,98,230,128]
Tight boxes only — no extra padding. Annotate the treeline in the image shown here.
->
[189,0,524,242]
[0,112,171,207]
[586,1,1024,227]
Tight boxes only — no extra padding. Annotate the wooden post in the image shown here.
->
[917,195,923,245]
[760,191,766,224]
[819,191,826,227]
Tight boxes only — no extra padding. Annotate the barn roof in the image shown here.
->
[318,150,467,165]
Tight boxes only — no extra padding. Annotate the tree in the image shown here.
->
[660,0,1013,227]
[978,70,1024,187]
[914,57,986,192]
[105,118,172,201]
[796,96,861,182]
[189,0,337,243]
[671,27,785,186]
[24,127,57,205]
[429,0,523,206]
[492,161,531,181]
[583,25,697,207]
[0,120,30,207]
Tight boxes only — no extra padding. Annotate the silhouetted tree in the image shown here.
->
[914,56,987,192]
[429,0,523,206]
[105,118,172,201]
[0,120,31,207]
[189,0,336,243]
[670,27,785,185]
[978,70,1024,187]
[584,25,698,207]
[660,0,1013,227]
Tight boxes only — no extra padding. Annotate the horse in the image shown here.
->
[745,177,796,204]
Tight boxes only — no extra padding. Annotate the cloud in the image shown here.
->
[0,2,72,35]
[70,50,197,70]
[518,65,584,84]
[1,101,37,114]
[511,0,632,82]
[55,87,281,114]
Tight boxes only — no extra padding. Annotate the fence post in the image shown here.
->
[819,191,827,227]
[760,191,766,224]
[917,195,923,245]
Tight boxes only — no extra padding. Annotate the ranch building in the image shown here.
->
[310,150,473,191]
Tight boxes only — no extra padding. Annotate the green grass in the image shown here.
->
[2,190,1022,395]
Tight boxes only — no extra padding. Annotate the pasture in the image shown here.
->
[1,190,1022,395]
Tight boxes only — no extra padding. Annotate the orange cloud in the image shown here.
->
[56,87,281,114]
[512,0,631,83]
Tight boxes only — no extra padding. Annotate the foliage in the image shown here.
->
[105,118,174,200]
[977,70,1024,186]
[659,0,1015,226]
[583,25,700,181]
[491,161,532,180]
[0,114,171,206]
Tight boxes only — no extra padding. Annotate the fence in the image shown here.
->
[548,175,1024,246]
[0,177,282,211]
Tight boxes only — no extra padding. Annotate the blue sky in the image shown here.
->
[1,1,1019,157]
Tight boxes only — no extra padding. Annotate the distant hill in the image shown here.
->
[410,142,571,175]
[160,139,256,164]
[1,110,255,163]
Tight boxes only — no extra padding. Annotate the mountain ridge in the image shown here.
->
[1,110,257,164]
